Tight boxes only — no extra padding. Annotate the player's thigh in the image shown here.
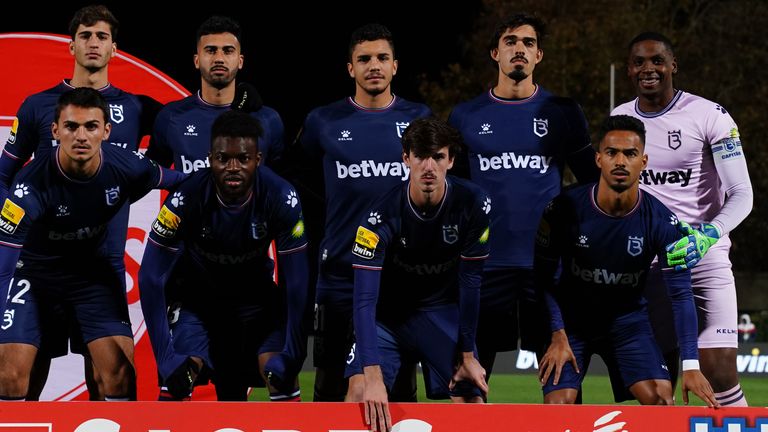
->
[170,303,212,368]
[629,378,673,405]
[0,343,38,383]
[542,332,589,397]
[344,321,403,392]
[692,253,738,350]
[313,300,354,369]
[68,275,132,349]
[477,270,521,353]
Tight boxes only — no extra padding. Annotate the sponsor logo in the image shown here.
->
[395,122,409,138]
[577,235,589,248]
[6,117,18,145]
[533,118,548,137]
[14,183,29,198]
[181,154,210,173]
[336,160,409,181]
[109,141,128,149]
[690,417,768,432]
[715,104,728,114]
[105,187,120,206]
[570,259,643,287]
[592,411,627,432]
[442,224,458,244]
[667,129,682,150]
[285,191,298,208]
[0,199,25,234]
[670,214,679,225]
[482,197,491,214]
[291,220,305,239]
[478,123,493,135]
[184,124,198,136]
[479,226,489,244]
[352,226,379,259]
[338,130,352,141]
[109,104,124,124]
[56,205,69,217]
[737,348,768,373]
[640,169,692,187]
[152,205,180,238]
[476,153,552,174]
[170,192,184,207]
[367,212,381,225]
[191,242,264,265]
[627,236,643,257]
[392,254,457,275]
[48,225,106,240]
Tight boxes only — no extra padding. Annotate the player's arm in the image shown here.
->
[126,151,186,203]
[145,107,174,168]
[564,102,599,184]
[0,104,40,200]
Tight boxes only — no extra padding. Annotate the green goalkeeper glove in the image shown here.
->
[666,221,721,271]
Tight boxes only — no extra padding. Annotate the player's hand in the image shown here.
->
[362,366,391,432]
[538,330,579,386]
[450,352,488,397]
[231,82,263,112]
[164,357,202,400]
[264,352,298,394]
[666,221,720,271]
[681,369,720,408]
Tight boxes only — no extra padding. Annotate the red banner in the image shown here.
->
[0,402,766,432]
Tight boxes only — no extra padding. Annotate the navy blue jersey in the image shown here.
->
[536,184,684,323]
[352,176,490,315]
[147,167,307,307]
[299,96,431,296]
[3,81,154,163]
[0,146,164,262]
[148,92,284,173]
[448,86,597,270]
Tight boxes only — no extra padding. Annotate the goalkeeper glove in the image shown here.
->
[666,221,720,271]
[231,82,263,112]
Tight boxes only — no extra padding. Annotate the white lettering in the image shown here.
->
[181,155,210,174]
[570,259,643,287]
[335,160,409,181]
[477,153,552,173]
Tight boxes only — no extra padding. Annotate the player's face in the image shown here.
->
[195,33,243,90]
[491,25,542,82]
[628,40,677,99]
[52,105,111,165]
[404,146,454,195]
[69,21,116,72]
[596,130,647,193]
[210,136,261,202]
[347,39,398,96]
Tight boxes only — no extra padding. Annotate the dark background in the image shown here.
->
[3,1,482,141]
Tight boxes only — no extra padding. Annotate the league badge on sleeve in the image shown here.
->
[152,205,181,238]
[352,226,379,259]
[0,199,25,235]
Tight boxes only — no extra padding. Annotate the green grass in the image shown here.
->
[248,372,768,406]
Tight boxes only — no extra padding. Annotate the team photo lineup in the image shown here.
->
[0,4,755,430]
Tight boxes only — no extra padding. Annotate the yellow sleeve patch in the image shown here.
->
[0,199,25,234]
[151,205,181,238]
[352,226,379,260]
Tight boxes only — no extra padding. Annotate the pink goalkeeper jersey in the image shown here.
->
[612,91,742,251]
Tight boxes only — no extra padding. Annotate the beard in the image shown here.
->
[507,66,528,83]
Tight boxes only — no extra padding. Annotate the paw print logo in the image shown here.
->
[367,212,382,225]
[285,190,298,208]
[579,235,588,244]
[715,105,728,114]
[669,214,679,226]
[170,192,184,207]
[341,130,350,138]
[481,123,491,132]
[56,205,69,217]
[186,125,196,133]
[482,197,492,214]
[14,184,29,198]
[132,150,145,159]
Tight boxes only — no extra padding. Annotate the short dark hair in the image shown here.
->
[627,32,674,55]
[196,16,241,46]
[401,117,462,159]
[210,110,263,150]
[488,13,546,52]
[595,115,646,150]
[55,87,109,124]
[68,5,119,41]
[349,23,395,60]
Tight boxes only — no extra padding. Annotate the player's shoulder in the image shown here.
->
[453,91,493,113]
[554,183,593,212]
[19,82,66,109]
[13,152,52,186]
[639,189,674,215]
[158,94,197,114]
[257,165,293,192]
[251,104,282,122]
[611,99,637,116]
[308,98,353,119]
[392,96,432,116]
[449,175,487,198]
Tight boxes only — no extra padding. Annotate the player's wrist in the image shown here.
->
[682,359,700,371]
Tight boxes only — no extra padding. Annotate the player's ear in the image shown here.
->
[51,122,60,140]
[69,40,75,56]
[535,48,543,65]
[347,62,354,78]
[194,54,200,70]
[103,122,111,141]
[402,151,410,166]
[490,48,499,62]
[392,58,398,77]
[255,151,262,167]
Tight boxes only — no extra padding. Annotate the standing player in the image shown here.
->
[293,23,431,401]
[147,15,283,172]
[535,115,717,407]
[0,4,161,400]
[0,88,184,401]
[448,13,598,379]
[612,32,753,406]
[139,111,308,401]
[347,118,489,432]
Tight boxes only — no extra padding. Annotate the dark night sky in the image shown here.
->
[4,1,482,139]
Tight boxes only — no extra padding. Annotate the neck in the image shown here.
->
[637,88,676,113]
[58,148,101,179]
[70,65,109,89]
[408,180,445,212]
[201,81,236,105]
[353,89,393,109]
[595,181,639,217]
[494,74,536,99]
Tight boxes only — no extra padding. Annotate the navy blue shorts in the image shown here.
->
[0,260,131,356]
[313,284,354,369]
[345,305,482,400]
[477,269,548,354]
[542,309,669,402]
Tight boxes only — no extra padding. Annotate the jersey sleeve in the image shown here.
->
[137,95,163,141]
[125,150,170,202]
[3,99,39,162]
[461,190,491,261]
[258,107,285,168]
[272,181,308,254]
[562,101,599,183]
[533,197,567,332]
[145,106,174,168]
[350,202,395,271]
[147,182,188,250]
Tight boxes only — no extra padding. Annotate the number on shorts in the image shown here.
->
[10,279,30,305]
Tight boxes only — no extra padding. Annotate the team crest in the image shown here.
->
[395,122,409,138]
[442,224,459,244]
[251,221,268,239]
[109,104,124,124]
[533,118,548,137]
[627,236,644,257]
[105,186,120,206]
[667,130,682,150]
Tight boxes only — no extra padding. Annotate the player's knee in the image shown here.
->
[0,368,30,397]
[100,361,135,397]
